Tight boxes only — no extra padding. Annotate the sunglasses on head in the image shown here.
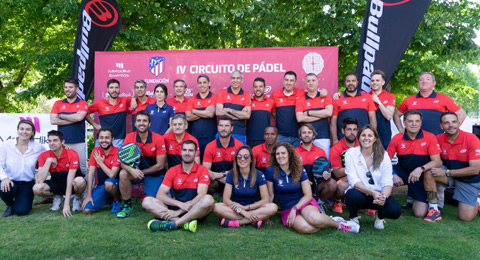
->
[366,171,374,185]
[237,154,250,160]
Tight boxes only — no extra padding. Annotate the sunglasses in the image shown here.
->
[237,154,250,160]
[366,171,374,185]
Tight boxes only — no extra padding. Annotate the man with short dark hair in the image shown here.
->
[368,70,396,149]
[82,127,121,214]
[203,115,243,191]
[50,78,88,176]
[252,126,278,173]
[296,73,333,157]
[216,70,251,144]
[394,72,466,135]
[86,78,131,147]
[163,114,201,168]
[130,79,155,131]
[387,110,442,221]
[167,79,190,116]
[329,118,359,213]
[143,140,214,232]
[186,74,217,161]
[117,110,167,218]
[247,77,274,148]
[427,112,480,222]
[330,73,377,145]
[33,130,86,217]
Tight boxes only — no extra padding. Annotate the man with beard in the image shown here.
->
[144,140,213,233]
[203,116,243,192]
[50,78,88,177]
[295,124,336,213]
[130,79,155,131]
[296,73,333,157]
[330,73,376,145]
[86,79,131,148]
[216,70,252,144]
[117,111,167,218]
[163,114,201,168]
[167,79,190,116]
[387,110,442,221]
[246,77,274,148]
[82,127,121,214]
[329,118,359,214]
[186,74,217,161]
[426,112,480,222]
[252,126,278,173]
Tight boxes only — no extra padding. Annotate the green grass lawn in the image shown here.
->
[1,196,479,260]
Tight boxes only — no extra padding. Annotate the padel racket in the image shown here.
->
[312,156,331,184]
[118,143,142,168]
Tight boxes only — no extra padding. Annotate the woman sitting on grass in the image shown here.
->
[265,142,359,233]
[213,146,277,228]
[344,125,401,230]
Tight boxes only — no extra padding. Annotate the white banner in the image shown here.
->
[0,113,56,150]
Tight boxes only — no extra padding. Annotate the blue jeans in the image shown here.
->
[277,134,301,148]
[0,180,35,216]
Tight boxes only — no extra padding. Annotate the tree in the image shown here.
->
[1,0,479,112]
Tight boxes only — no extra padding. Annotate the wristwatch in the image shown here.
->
[222,171,227,178]
[421,166,426,173]
[445,169,451,177]
[236,207,242,214]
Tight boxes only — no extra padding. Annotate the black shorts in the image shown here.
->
[45,169,83,195]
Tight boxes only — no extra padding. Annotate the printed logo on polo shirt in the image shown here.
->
[234,185,239,189]
[217,152,221,157]
[73,161,78,165]
[66,163,70,167]
[442,148,447,154]
[266,103,270,107]
[413,101,417,105]
[204,174,209,180]
[151,147,156,151]
[162,110,166,113]
[401,143,406,149]
[150,110,154,114]
[343,100,347,105]
[383,101,388,104]
[252,102,256,107]
[433,100,439,103]
[278,179,283,186]
[280,98,284,103]
[262,157,266,163]
[460,149,467,153]
[421,142,426,146]
[62,105,66,109]
[227,95,231,100]
[357,160,362,165]
[476,149,480,153]
[261,174,265,180]
[208,100,211,104]
[299,156,303,160]
[306,102,311,107]
[106,106,109,111]
[362,98,366,102]
[241,97,245,101]
[169,144,173,150]
[231,151,235,155]
[193,178,198,183]
[84,105,88,109]
[197,101,201,105]
[120,104,124,107]
[321,99,324,103]
[177,178,182,184]
[76,105,80,108]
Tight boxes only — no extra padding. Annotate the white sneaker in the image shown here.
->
[50,195,64,211]
[72,196,82,212]
[350,216,361,225]
[374,212,386,230]
[330,216,345,223]
[339,220,360,233]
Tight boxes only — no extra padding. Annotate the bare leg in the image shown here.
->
[105,182,121,200]
[458,202,478,222]
[73,177,86,197]
[175,195,214,226]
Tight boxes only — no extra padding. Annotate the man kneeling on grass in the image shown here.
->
[143,140,214,233]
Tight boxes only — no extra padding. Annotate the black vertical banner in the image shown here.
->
[71,0,121,100]
[356,0,431,92]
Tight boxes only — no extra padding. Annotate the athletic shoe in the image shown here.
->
[330,216,346,223]
[366,209,376,218]
[332,201,343,214]
[350,216,361,225]
[221,218,239,228]
[183,220,198,233]
[50,195,64,211]
[424,208,442,222]
[116,204,133,218]
[110,201,122,214]
[401,202,413,209]
[251,221,263,229]
[374,212,385,230]
[339,220,360,233]
[325,200,333,207]
[2,206,13,217]
[148,220,176,232]
[72,196,82,212]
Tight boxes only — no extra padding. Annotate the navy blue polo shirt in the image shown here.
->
[226,170,266,206]
[203,137,244,173]
[51,97,88,144]
[295,92,332,139]
[145,102,176,135]
[271,88,304,137]
[264,166,308,210]
[217,87,251,136]
[247,96,274,141]
[187,92,218,139]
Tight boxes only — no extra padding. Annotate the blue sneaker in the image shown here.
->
[110,201,122,214]
[147,220,176,231]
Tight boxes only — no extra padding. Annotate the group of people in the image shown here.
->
[1,69,478,235]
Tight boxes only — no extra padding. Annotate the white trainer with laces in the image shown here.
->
[50,195,65,211]
[374,212,386,230]
[72,196,82,212]
[339,220,360,233]
[350,216,361,225]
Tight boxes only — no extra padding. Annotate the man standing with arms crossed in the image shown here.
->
[247,77,274,148]
[130,79,155,131]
